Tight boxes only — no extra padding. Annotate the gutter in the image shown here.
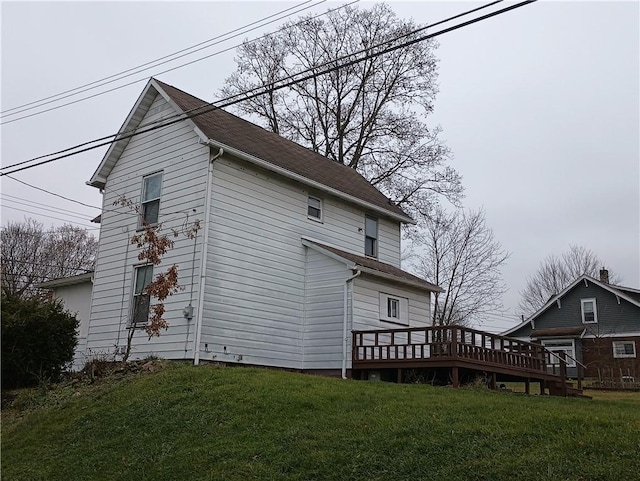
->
[342,269,361,379]
[193,146,223,365]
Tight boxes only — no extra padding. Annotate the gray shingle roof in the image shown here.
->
[303,239,442,293]
[155,79,411,221]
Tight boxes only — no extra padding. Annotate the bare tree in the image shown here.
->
[410,208,509,326]
[519,245,619,316]
[1,219,97,299]
[221,4,463,218]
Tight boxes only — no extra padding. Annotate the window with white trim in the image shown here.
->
[580,298,597,324]
[365,215,378,258]
[131,265,153,326]
[387,298,399,319]
[379,293,408,325]
[612,341,636,358]
[542,339,576,367]
[141,172,162,226]
[307,196,322,221]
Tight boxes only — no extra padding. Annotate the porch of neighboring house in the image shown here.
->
[351,325,589,398]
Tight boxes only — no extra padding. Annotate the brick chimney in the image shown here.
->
[599,268,609,284]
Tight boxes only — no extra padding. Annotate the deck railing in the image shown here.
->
[352,325,582,384]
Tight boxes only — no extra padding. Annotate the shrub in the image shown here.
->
[1,295,79,388]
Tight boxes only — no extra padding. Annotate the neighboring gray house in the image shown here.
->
[39,272,93,371]
[84,78,441,377]
[503,271,640,378]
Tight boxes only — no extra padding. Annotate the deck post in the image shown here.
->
[559,351,567,397]
[452,326,458,359]
[397,368,402,384]
[452,366,459,387]
[352,332,358,361]
[525,378,530,395]
[489,372,496,390]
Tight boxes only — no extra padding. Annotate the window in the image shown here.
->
[387,298,399,319]
[379,293,408,325]
[613,341,636,359]
[307,196,322,221]
[581,298,597,323]
[141,172,162,225]
[365,215,378,258]
[542,339,576,367]
[132,265,153,326]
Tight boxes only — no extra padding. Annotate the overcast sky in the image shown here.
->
[1,1,638,332]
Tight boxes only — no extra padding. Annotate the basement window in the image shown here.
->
[580,298,597,324]
[613,341,636,358]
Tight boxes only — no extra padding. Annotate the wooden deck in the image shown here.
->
[352,325,586,397]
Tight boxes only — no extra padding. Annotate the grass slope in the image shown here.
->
[2,363,639,481]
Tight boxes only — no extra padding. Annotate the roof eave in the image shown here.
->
[37,272,94,289]
[357,266,443,293]
[302,238,441,293]
[205,139,415,224]
[88,79,162,189]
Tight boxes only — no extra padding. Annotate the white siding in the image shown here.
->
[349,275,431,367]
[86,93,210,361]
[199,156,403,368]
[53,281,93,370]
[302,247,350,370]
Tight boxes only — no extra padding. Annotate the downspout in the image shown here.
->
[342,269,361,379]
[193,145,223,365]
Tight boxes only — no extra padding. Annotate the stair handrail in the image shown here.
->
[544,348,586,390]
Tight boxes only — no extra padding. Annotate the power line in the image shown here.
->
[2,205,99,229]
[0,0,322,117]
[1,258,94,273]
[0,1,361,172]
[1,0,532,176]
[2,198,95,223]
[0,1,359,125]
[4,175,101,209]
[1,193,97,218]
[0,0,503,172]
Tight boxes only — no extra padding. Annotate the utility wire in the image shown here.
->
[0,0,359,125]
[1,0,531,176]
[0,0,502,171]
[0,0,321,116]
[2,205,99,228]
[0,0,360,169]
[4,174,101,209]
[1,194,97,218]
[2,258,94,273]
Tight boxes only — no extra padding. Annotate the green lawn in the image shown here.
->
[2,362,639,481]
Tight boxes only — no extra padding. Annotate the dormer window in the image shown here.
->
[141,172,162,226]
[307,196,322,221]
[581,298,597,323]
[365,215,378,258]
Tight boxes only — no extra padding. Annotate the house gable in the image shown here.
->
[505,276,640,339]
[90,78,413,224]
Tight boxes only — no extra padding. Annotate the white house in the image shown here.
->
[85,78,442,377]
